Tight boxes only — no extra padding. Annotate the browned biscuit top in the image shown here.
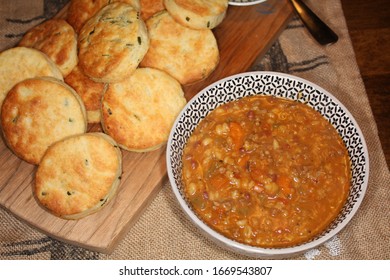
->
[167,0,227,16]
[164,0,228,29]
[0,47,63,113]
[78,2,149,83]
[1,77,87,165]
[65,65,106,123]
[35,132,122,219]
[140,11,219,85]
[140,0,165,20]
[18,19,78,77]
[67,0,141,34]
[101,67,187,152]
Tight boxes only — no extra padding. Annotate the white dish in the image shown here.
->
[229,0,268,6]
[167,71,369,258]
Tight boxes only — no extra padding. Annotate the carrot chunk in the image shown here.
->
[277,174,295,196]
[229,122,245,150]
[209,174,229,190]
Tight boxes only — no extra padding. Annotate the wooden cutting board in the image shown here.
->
[0,0,293,254]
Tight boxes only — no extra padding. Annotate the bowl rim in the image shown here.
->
[166,71,370,258]
[229,0,268,7]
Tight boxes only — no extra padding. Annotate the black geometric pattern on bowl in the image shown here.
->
[167,71,369,251]
[229,0,267,6]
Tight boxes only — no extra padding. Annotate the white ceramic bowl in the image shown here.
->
[229,0,267,6]
[167,72,369,258]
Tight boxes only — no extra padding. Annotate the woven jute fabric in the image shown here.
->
[0,0,389,260]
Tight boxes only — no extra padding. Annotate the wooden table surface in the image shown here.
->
[340,0,390,168]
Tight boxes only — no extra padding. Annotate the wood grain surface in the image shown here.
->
[340,0,390,168]
[0,0,293,253]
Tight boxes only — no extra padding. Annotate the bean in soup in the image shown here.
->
[182,95,351,248]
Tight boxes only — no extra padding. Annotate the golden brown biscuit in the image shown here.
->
[1,77,87,165]
[0,47,63,113]
[164,0,228,29]
[18,19,78,77]
[65,65,106,123]
[35,133,122,220]
[67,0,141,34]
[101,67,187,152]
[140,0,165,20]
[78,2,149,83]
[140,11,219,85]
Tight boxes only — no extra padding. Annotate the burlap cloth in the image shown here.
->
[0,0,389,260]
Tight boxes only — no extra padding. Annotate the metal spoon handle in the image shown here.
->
[289,0,338,45]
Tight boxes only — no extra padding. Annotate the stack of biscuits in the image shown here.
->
[0,0,229,219]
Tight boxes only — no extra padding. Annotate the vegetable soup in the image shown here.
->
[182,95,351,248]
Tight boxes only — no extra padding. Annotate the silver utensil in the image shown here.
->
[289,0,338,45]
